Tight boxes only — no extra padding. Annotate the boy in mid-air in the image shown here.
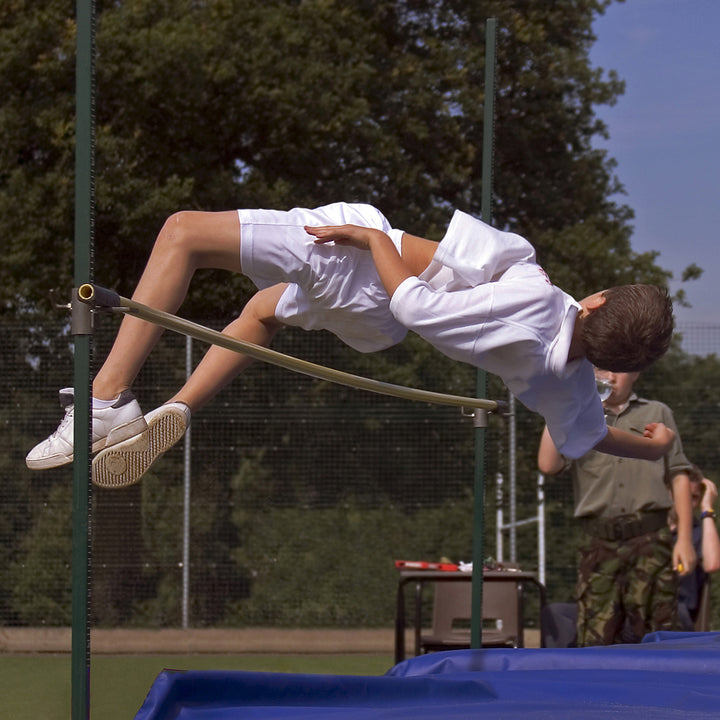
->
[26,203,675,487]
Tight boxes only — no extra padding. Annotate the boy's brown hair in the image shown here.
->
[581,285,673,372]
[687,463,704,484]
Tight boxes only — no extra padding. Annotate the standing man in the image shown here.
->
[538,370,696,646]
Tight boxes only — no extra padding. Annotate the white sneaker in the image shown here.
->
[91,402,191,489]
[26,389,148,470]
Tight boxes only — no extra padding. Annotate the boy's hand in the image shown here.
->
[642,422,675,457]
[673,537,697,576]
[307,223,412,297]
[596,423,675,461]
[305,224,378,251]
[701,478,718,513]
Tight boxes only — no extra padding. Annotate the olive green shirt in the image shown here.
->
[569,394,692,520]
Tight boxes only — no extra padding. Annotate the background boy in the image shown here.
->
[538,369,695,645]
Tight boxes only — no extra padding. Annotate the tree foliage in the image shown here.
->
[1,0,675,320]
[2,0,714,628]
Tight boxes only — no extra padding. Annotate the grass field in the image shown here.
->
[1,653,395,720]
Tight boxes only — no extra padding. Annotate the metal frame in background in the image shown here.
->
[69,12,500,717]
[71,1,95,719]
[470,16,497,648]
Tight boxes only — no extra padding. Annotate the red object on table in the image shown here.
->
[394,560,460,572]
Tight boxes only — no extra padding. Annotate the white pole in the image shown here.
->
[509,392,517,562]
[537,473,546,586]
[181,336,192,628]
[496,472,504,563]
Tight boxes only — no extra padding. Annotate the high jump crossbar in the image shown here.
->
[78,284,498,412]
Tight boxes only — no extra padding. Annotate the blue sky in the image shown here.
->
[589,0,720,324]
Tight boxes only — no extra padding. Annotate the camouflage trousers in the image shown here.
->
[576,526,678,647]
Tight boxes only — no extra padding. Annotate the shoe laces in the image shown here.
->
[49,404,74,440]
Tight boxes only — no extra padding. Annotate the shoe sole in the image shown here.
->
[91,406,188,489]
[26,454,74,470]
[25,416,148,470]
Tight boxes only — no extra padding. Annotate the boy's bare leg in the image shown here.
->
[91,284,287,488]
[92,210,244,401]
[400,233,438,275]
[167,284,287,411]
[28,210,291,474]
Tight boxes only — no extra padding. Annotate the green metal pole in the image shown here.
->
[72,1,95,718]
[470,16,497,649]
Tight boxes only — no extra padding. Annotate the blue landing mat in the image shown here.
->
[134,632,720,719]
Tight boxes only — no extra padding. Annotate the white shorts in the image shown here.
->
[238,203,407,352]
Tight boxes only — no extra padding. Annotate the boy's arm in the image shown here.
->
[537,426,567,475]
[592,423,675,461]
[700,479,720,573]
[306,224,413,296]
[541,421,677,468]
[672,472,697,576]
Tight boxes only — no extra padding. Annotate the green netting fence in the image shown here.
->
[2,317,720,633]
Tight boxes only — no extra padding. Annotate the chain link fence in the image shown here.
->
[2,317,719,635]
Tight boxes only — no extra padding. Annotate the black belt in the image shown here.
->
[581,510,668,541]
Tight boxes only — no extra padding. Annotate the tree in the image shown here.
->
[2,0,674,320]
[2,0,704,627]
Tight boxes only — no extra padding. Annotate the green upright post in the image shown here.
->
[470,17,497,649]
[72,1,95,718]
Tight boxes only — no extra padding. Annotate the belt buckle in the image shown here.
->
[612,517,635,541]
[598,520,615,540]
[612,520,625,541]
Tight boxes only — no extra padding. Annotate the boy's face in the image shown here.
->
[690,480,705,509]
[593,369,639,405]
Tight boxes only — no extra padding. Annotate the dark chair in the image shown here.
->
[419,579,523,653]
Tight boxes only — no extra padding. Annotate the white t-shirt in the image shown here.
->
[389,210,607,459]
